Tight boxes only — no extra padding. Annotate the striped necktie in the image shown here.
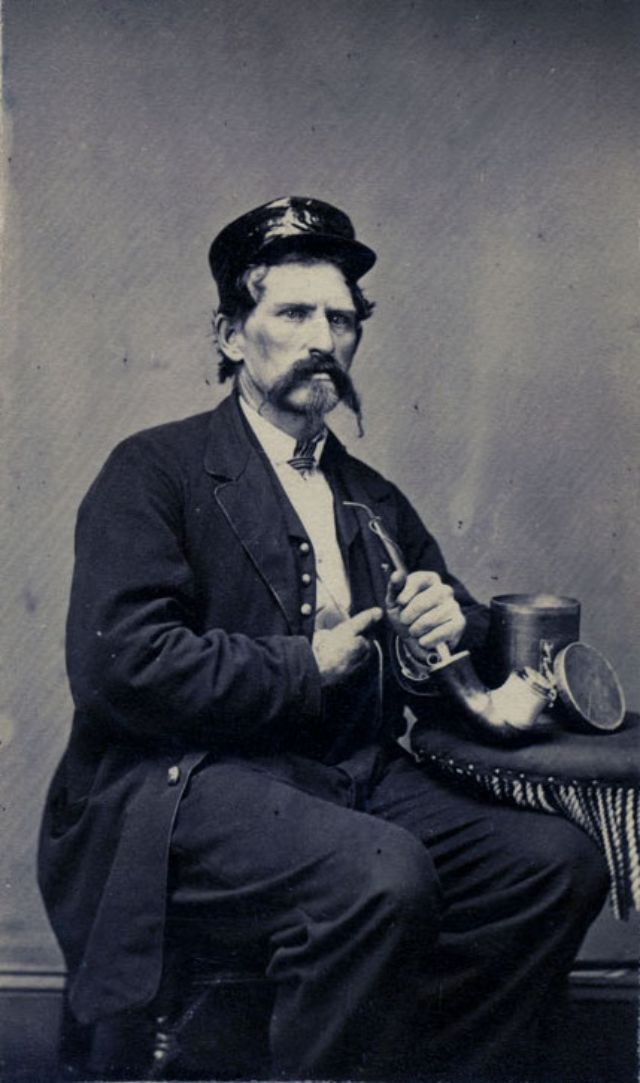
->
[287,431,324,476]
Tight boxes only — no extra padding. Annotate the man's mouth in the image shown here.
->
[293,364,338,388]
[266,354,360,422]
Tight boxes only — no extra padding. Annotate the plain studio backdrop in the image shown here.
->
[1,0,638,1010]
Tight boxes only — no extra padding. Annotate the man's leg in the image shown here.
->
[367,751,610,1082]
[169,755,442,1080]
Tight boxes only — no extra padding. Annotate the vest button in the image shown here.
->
[167,765,181,785]
[300,603,313,617]
[301,572,312,585]
[299,541,311,554]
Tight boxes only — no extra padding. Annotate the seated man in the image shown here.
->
[39,197,609,1082]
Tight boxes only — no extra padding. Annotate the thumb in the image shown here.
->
[385,569,406,608]
[348,606,383,635]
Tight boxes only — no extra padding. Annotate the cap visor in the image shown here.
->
[257,232,376,279]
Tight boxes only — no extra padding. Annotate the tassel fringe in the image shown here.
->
[418,752,640,920]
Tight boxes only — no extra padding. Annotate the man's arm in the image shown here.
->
[66,437,324,745]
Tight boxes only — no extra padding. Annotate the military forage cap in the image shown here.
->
[209,196,376,307]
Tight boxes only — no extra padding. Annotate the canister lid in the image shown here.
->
[491,593,580,616]
[553,642,626,732]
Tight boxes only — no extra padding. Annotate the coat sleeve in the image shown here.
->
[66,437,322,745]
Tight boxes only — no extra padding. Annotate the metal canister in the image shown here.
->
[488,593,580,685]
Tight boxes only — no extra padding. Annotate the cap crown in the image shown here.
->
[209,196,375,306]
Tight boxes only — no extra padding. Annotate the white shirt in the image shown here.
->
[239,396,352,630]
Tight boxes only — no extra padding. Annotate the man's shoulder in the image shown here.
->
[107,395,236,467]
[82,400,239,506]
[119,407,214,450]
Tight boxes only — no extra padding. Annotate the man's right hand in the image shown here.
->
[312,607,383,687]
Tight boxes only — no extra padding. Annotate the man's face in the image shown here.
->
[228,260,361,424]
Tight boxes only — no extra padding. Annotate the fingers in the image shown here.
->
[414,616,463,649]
[386,570,466,651]
[351,636,373,666]
[312,609,382,687]
[348,606,383,635]
[392,570,441,608]
[394,579,454,628]
[407,600,456,638]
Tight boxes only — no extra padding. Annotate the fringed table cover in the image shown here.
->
[411,713,640,920]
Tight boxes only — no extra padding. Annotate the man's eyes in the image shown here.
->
[328,312,356,331]
[276,307,356,330]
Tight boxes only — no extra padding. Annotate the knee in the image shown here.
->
[535,820,610,916]
[346,824,441,931]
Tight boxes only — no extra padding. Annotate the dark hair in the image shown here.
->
[214,254,375,383]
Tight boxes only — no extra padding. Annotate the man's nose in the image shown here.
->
[306,313,336,354]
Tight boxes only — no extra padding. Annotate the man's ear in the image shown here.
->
[215,314,245,363]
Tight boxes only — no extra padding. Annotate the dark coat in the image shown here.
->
[38,392,488,1024]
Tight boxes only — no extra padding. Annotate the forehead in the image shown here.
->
[257,261,355,308]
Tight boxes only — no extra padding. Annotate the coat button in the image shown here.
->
[301,572,312,585]
[299,541,311,554]
[167,765,181,785]
[300,603,313,617]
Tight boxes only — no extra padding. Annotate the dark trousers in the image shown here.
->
[169,743,609,1082]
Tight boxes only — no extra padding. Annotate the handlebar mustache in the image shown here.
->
[272,353,355,399]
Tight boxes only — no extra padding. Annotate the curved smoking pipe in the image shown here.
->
[423,649,554,742]
[343,502,554,742]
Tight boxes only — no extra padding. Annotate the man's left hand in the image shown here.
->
[385,570,466,659]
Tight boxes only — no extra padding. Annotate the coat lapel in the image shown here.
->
[322,434,402,611]
[203,395,305,633]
